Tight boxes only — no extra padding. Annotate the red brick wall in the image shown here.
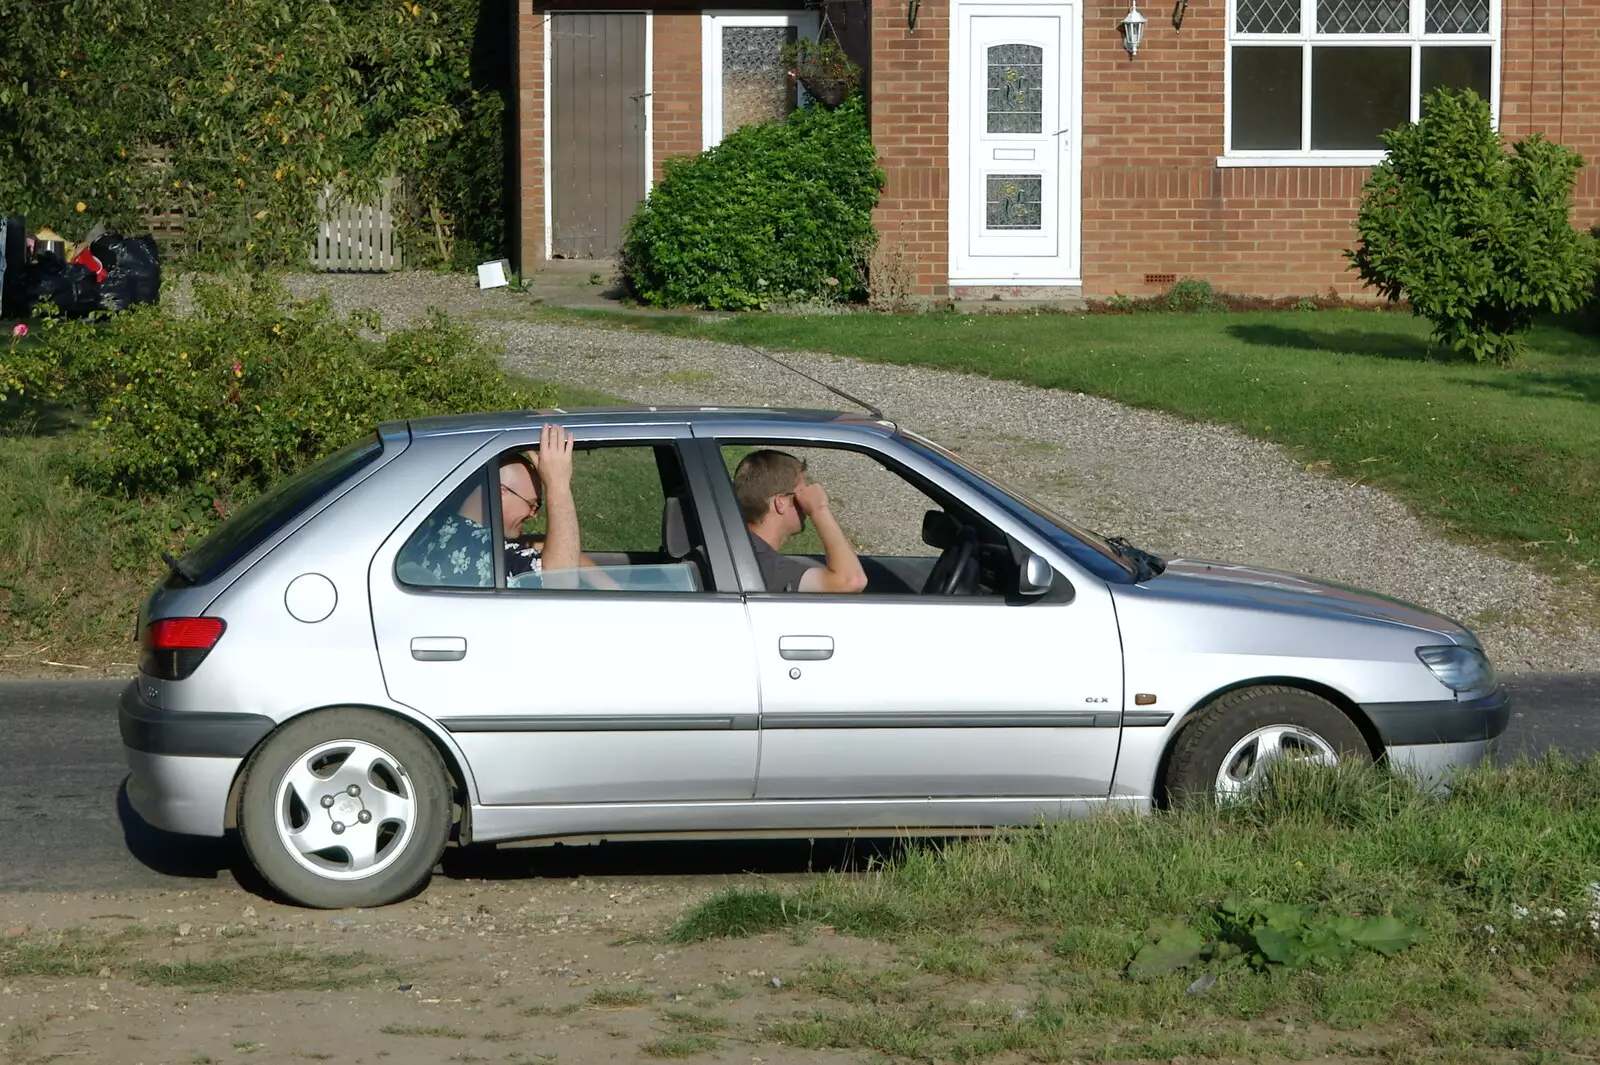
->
[516,0,546,273]
[1077,0,1600,299]
[1500,0,1600,224]
[653,14,703,181]
[870,0,951,299]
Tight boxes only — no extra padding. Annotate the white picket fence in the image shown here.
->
[311,177,400,272]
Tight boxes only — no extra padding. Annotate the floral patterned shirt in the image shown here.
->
[398,512,542,587]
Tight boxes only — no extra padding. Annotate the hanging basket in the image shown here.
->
[799,75,852,107]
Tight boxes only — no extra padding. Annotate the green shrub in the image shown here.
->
[1348,87,1598,364]
[621,96,884,310]
[1162,277,1217,312]
[2,276,549,505]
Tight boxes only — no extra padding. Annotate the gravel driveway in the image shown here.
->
[286,272,1599,674]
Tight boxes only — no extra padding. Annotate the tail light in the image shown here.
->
[140,617,227,680]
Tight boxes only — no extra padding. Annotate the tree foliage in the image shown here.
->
[0,0,508,267]
[1347,88,1597,364]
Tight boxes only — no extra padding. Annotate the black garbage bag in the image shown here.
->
[91,232,162,311]
[24,253,101,319]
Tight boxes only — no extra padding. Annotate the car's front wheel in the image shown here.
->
[1162,686,1371,806]
[237,708,453,908]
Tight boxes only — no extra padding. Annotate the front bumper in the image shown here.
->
[119,681,274,837]
[1362,685,1510,747]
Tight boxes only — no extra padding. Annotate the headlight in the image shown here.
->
[1416,645,1496,694]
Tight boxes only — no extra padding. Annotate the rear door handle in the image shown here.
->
[411,636,467,662]
[779,635,834,661]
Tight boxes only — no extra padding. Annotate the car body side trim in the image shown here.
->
[119,681,276,758]
[758,711,1122,729]
[438,714,761,732]
[1361,687,1510,746]
[1122,711,1173,727]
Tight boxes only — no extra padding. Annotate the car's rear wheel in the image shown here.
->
[1161,686,1371,806]
[237,708,452,909]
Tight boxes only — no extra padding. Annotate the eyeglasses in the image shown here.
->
[501,483,540,512]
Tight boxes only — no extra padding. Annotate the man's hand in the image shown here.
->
[792,479,868,594]
[793,480,831,518]
[530,423,580,576]
[527,423,574,493]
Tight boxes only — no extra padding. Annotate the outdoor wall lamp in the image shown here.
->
[1121,0,1148,56]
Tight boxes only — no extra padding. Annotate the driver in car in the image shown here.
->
[734,449,868,594]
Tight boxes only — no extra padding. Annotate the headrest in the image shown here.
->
[661,496,692,559]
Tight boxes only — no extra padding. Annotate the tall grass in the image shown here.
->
[673,757,1600,1053]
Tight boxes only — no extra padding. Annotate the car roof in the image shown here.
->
[402,405,900,438]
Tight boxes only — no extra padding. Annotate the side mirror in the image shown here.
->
[1020,553,1054,595]
[921,509,959,550]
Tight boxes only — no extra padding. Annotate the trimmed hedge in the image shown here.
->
[621,96,883,310]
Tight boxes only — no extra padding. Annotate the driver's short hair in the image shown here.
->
[733,449,806,525]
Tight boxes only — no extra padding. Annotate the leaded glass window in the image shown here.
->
[1236,0,1300,34]
[1317,0,1408,34]
[1228,0,1498,157]
[987,44,1043,134]
[986,175,1042,230]
[1425,0,1489,34]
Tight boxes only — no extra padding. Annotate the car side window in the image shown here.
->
[395,468,495,589]
[719,442,1017,597]
[507,443,719,594]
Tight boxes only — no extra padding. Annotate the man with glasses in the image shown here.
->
[733,449,867,594]
[399,423,601,587]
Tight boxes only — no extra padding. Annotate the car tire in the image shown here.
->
[237,708,453,909]
[1161,686,1371,807]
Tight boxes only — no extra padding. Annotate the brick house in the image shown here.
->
[513,0,1600,303]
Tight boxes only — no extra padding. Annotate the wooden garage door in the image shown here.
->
[550,13,647,259]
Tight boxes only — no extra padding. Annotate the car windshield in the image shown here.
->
[898,429,1137,579]
[169,433,387,587]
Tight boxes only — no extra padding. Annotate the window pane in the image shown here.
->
[175,433,384,587]
[396,473,494,589]
[987,44,1043,134]
[1426,0,1489,33]
[1236,0,1300,34]
[721,26,797,137]
[986,175,1043,230]
[1421,46,1492,110]
[516,445,715,593]
[1311,46,1409,149]
[1231,47,1303,150]
[1318,0,1408,33]
[566,446,668,552]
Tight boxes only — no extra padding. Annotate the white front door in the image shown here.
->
[950,3,1080,283]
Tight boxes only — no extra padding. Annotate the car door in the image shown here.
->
[695,426,1125,801]
[369,422,760,806]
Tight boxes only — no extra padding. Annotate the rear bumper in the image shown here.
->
[120,680,276,757]
[1362,686,1510,747]
[119,680,272,837]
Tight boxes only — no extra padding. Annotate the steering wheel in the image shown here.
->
[921,523,980,596]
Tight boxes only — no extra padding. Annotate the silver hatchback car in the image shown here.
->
[122,407,1508,908]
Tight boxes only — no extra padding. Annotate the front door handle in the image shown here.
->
[411,636,467,662]
[779,635,834,661]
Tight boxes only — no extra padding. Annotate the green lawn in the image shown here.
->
[544,306,1600,584]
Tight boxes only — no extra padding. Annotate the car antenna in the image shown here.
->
[740,343,887,422]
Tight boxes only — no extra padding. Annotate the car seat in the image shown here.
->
[660,495,709,591]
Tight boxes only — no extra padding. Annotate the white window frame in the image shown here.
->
[1219,0,1500,167]
[701,11,821,150]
